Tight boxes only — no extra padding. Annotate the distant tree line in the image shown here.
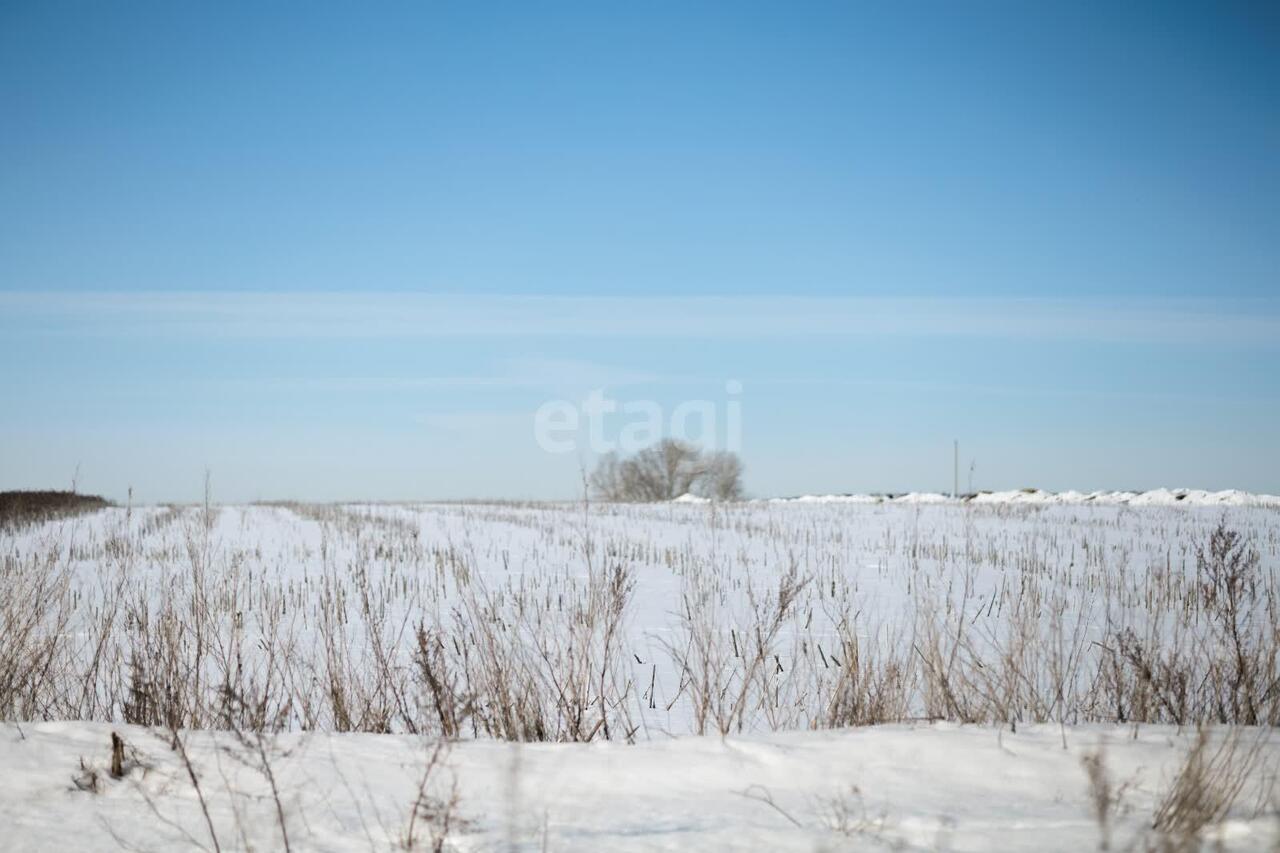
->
[589,439,744,502]
[0,490,108,526]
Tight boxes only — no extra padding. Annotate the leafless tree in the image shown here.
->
[588,452,627,501]
[590,440,744,501]
[648,439,703,498]
[693,451,745,501]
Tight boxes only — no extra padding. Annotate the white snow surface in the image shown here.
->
[6,500,1280,850]
[769,488,1280,506]
[4,721,1278,851]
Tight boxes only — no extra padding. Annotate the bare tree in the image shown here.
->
[647,439,703,499]
[590,440,744,502]
[588,452,627,501]
[694,451,744,501]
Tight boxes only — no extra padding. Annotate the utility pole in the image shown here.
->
[953,440,959,498]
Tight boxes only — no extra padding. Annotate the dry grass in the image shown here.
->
[1,502,1278,737]
[1150,727,1268,851]
[3,498,1277,852]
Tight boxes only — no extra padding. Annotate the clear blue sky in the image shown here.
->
[2,1,1278,502]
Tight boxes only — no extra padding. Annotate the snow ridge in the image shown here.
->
[764,488,1280,507]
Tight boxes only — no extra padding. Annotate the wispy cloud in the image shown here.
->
[206,357,676,396]
[3,291,1278,345]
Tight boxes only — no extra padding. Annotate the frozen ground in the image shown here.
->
[4,720,1278,851]
[3,496,1279,850]
[770,488,1280,506]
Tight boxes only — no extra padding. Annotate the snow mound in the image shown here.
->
[770,493,882,504]
[768,489,1280,507]
[6,721,1278,852]
[970,489,1045,504]
[671,493,711,504]
[891,492,952,504]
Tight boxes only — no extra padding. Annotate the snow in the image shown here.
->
[768,493,882,504]
[5,499,1280,850]
[773,488,1280,507]
[4,721,1277,851]
[671,492,711,503]
[7,498,1279,739]
[890,491,953,504]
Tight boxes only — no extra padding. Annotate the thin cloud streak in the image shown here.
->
[3,292,1278,345]
[204,358,677,394]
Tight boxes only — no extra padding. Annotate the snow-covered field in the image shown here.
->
[5,720,1277,851]
[771,488,1280,507]
[3,498,1279,850]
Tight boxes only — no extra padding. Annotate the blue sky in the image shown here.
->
[2,2,1278,502]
